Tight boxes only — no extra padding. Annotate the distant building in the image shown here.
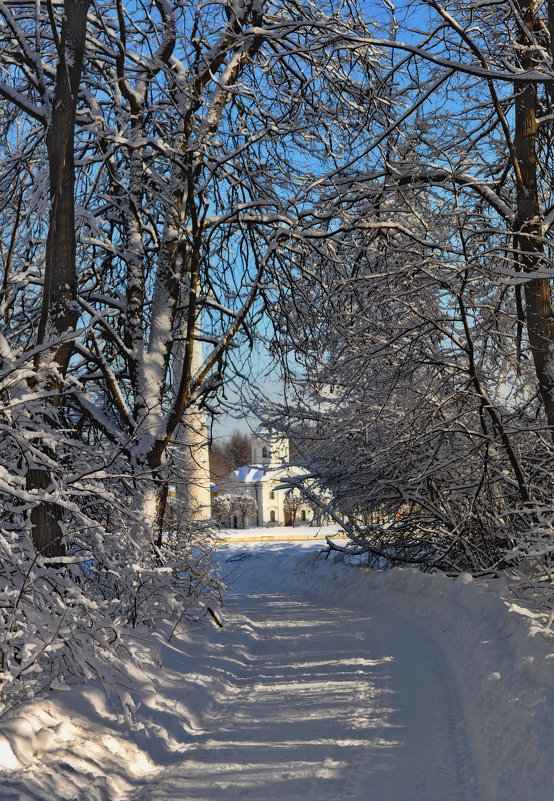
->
[217,426,312,527]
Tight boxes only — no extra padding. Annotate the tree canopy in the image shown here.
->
[1,0,554,714]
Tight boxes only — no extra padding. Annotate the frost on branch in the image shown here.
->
[0,0,387,713]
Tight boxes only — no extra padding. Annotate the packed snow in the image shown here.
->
[0,529,553,801]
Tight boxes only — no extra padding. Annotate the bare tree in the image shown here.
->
[209,449,231,486]
[0,0,392,710]
[269,0,554,580]
[212,430,252,472]
[284,490,304,527]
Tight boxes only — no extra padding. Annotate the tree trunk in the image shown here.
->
[26,468,64,558]
[515,0,554,431]
[27,0,90,556]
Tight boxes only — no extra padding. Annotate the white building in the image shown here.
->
[217,427,313,527]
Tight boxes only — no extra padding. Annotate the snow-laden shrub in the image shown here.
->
[212,493,257,528]
[267,179,554,586]
[0,520,122,711]
[0,498,222,716]
[211,494,232,525]
[0,366,222,717]
[500,505,554,612]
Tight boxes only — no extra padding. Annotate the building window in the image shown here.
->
[262,446,268,458]
[301,510,307,521]
[270,510,276,522]
[270,489,275,499]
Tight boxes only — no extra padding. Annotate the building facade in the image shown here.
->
[217,427,312,527]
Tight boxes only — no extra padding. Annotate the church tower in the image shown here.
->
[251,426,290,466]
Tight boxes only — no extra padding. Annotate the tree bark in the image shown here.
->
[37,0,89,371]
[515,0,554,431]
[27,0,90,556]
[26,468,64,558]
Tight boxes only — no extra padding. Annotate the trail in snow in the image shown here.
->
[1,539,552,801]
[130,586,481,801]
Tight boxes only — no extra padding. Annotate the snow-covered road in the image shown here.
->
[1,539,552,801]
[131,586,481,801]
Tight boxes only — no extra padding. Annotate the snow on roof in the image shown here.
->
[235,465,265,483]
[231,464,308,485]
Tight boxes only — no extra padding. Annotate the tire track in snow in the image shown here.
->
[128,589,482,801]
[377,620,482,801]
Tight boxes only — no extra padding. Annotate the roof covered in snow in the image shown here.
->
[235,466,265,483]
[230,463,307,484]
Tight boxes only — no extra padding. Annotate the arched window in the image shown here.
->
[270,510,276,523]
[262,446,268,458]
[301,510,307,521]
[270,489,275,499]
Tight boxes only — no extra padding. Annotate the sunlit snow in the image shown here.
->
[0,532,552,801]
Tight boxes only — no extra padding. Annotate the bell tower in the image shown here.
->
[251,426,290,466]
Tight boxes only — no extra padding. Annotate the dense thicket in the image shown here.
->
[0,0,385,712]
[2,0,554,713]
[269,0,554,594]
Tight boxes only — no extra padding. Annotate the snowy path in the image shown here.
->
[1,541,552,801]
[131,588,481,801]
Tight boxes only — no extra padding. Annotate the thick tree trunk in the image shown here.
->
[37,0,89,367]
[515,0,554,431]
[26,468,64,558]
[27,0,90,557]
